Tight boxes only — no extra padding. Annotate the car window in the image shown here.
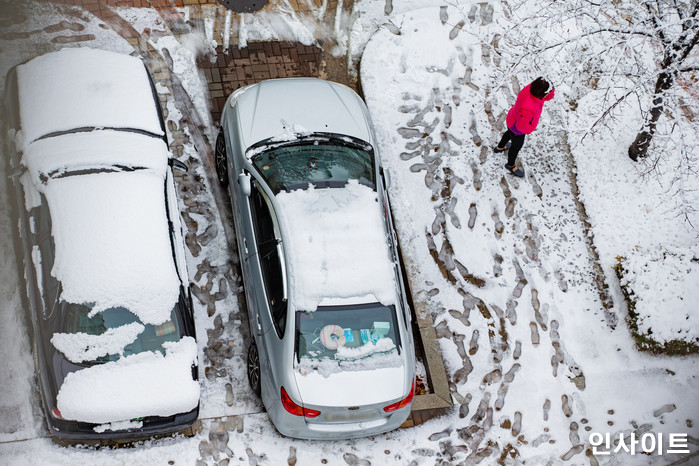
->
[251,141,375,194]
[34,197,60,318]
[5,69,20,131]
[295,303,402,368]
[60,301,182,364]
[249,182,287,338]
[165,169,188,284]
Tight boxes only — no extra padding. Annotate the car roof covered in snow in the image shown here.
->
[25,131,180,325]
[273,181,397,312]
[16,48,163,146]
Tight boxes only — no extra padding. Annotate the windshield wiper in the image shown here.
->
[248,132,373,158]
[43,165,147,182]
[34,126,163,143]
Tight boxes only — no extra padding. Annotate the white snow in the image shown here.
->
[335,336,396,360]
[616,245,698,343]
[19,130,181,325]
[43,169,181,325]
[269,123,312,142]
[114,7,167,35]
[236,10,317,48]
[569,91,699,347]
[274,181,396,311]
[361,4,699,462]
[30,245,43,299]
[16,48,163,145]
[93,420,143,434]
[294,364,405,406]
[298,337,402,378]
[20,171,41,211]
[56,337,199,424]
[153,35,213,131]
[51,322,145,364]
[23,131,169,180]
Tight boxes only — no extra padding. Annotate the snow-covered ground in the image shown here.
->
[360,4,698,463]
[0,1,697,465]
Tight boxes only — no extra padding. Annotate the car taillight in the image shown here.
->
[51,408,63,419]
[280,387,320,418]
[383,379,415,413]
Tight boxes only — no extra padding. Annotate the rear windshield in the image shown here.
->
[295,303,401,375]
[251,139,375,194]
[61,300,182,365]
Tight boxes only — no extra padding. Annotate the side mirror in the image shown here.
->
[238,172,251,197]
[169,159,188,172]
[7,166,24,180]
[382,167,391,190]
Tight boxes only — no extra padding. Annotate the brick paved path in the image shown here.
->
[201,42,322,122]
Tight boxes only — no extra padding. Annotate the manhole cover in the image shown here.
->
[216,0,267,13]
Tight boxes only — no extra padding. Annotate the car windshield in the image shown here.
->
[251,137,375,194]
[295,303,402,375]
[60,299,183,365]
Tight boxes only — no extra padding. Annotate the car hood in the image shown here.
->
[294,364,406,407]
[234,78,374,150]
[55,337,199,424]
[16,48,163,146]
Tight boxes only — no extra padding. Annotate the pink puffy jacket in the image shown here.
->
[506,83,555,135]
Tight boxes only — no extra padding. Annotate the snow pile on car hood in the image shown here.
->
[56,337,199,424]
[16,48,163,145]
[43,169,181,325]
[274,181,396,311]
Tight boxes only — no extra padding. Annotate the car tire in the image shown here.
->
[247,341,262,396]
[215,131,229,187]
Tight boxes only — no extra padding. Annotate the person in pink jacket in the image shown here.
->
[494,77,555,177]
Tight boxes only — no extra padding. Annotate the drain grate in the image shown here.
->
[216,0,267,13]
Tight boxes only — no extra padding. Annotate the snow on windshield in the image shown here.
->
[51,322,144,364]
[22,131,170,181]
[43,169,181,325]
[16,48,163,145]
[274,181,396,311]
[56,337,199,424]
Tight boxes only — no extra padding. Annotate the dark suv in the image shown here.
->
[4,48,198,440]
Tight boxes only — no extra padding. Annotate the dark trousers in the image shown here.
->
[498,130,525,166]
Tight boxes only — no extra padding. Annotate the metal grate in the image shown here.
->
[216,0,267,13]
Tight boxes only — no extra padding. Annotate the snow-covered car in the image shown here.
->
[3,48,199,440]
[217,78,416,440]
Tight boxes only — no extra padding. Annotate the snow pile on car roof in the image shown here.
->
[56,337,199,423]
[275,181,396,311]
[16,48,163,145]
[44,169,181,325]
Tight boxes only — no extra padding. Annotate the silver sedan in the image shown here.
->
[217,78,415,440]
